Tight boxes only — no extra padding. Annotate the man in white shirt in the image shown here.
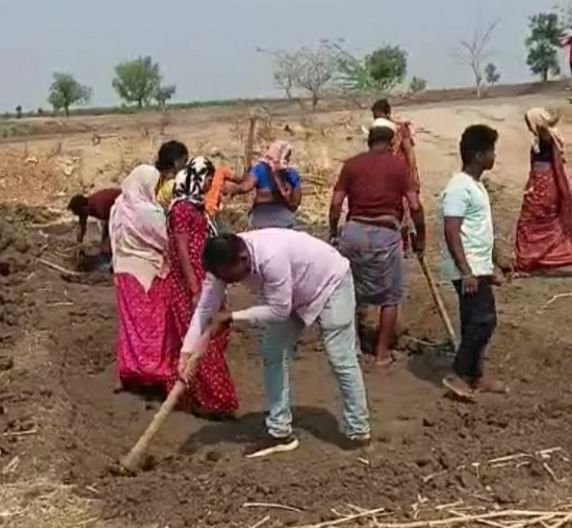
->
[440,125,508,399]
[179,230,371,458]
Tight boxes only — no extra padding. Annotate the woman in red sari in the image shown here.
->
[515,108,572,273]
[167,157,238,420]
[110,164,178,393]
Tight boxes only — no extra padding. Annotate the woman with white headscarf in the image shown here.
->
[514,108,572,272]
[109,164,177,392]
[166,157,238,419]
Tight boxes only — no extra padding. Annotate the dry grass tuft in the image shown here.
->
[0,477,100,528]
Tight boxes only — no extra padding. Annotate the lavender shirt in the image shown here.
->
[182,229,350,351]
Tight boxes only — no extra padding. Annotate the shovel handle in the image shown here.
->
[120,326,212,472]
[417,256,458,349]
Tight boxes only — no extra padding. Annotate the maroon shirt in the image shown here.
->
[334,151,415,221]
[87,188,121,221]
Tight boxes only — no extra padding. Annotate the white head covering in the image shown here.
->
[525,107,564,155]
[370,117,397,133]
[109,164,168,291]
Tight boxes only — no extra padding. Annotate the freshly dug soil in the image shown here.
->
[2,205,572,528]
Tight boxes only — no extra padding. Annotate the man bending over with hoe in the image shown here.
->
[179,229,371,458]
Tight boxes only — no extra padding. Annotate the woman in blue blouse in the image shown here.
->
[227,140,302,229]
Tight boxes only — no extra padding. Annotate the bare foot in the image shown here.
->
[474,375,508,394]
[443,374,475,401]
[374,356,395,368]
[359,354,394,373]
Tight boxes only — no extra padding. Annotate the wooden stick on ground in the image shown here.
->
[37,258,82,277]
[243,502,303,513]
[119,327,213,473]
[417,255,458,350]
[294,510,569,528]
[293,507,386,528]
[249,515,271,528]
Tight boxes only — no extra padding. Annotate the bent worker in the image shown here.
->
[179,229,371,458]
[330,124,426,368]
[68,188,121,262]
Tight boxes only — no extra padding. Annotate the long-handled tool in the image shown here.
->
[417,255,458,350]
[119,327,212,473]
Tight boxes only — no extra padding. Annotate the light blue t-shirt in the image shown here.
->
[440,172,494,280]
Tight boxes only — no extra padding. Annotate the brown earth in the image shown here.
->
[2,93,572,528]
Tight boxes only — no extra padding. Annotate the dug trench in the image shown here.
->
[2,204,572,528]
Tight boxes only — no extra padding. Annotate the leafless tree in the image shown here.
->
[272,52,297,101]
[291,41,339,108]
[460,19,500,98]
[260,40,340,109]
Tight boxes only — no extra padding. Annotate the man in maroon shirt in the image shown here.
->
[68,188,121,260]
[329,124,426,368]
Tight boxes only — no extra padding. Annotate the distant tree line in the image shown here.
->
[8,8,572,119]
[260,39,422,109]
[8,56,178,118]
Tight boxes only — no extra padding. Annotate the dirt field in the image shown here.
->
[2,90,572,528]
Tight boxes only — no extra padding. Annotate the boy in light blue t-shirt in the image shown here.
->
[440,125,510,400]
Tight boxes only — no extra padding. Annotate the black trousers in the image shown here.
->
[452,277,497,381]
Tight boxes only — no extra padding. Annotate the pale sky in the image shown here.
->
[0,0,563,112]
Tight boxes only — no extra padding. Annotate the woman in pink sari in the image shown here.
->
[109,164,178,393]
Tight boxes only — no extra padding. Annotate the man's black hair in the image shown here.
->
[67,194,88,216]
[460,125,498,165]
[155,140,189,171]
[368,126,395,148]
[202,234,246,274]
[372,98,391,116]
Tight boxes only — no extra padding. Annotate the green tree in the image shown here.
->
[485,63,501,86]
[365,46,407,89]
[15,105,22,119]
[409,76,427,93]
[155,85,176,108]
[47,73,92,116]
[112,56,162,108]
[337,45,407,94]
[526,13,562,81]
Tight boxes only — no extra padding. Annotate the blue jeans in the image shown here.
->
[260,272,370,438]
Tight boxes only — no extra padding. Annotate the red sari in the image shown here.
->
[393,121,418,251]
[115,274,180,390]
[515,142,572,272]
[166,200,238,413]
